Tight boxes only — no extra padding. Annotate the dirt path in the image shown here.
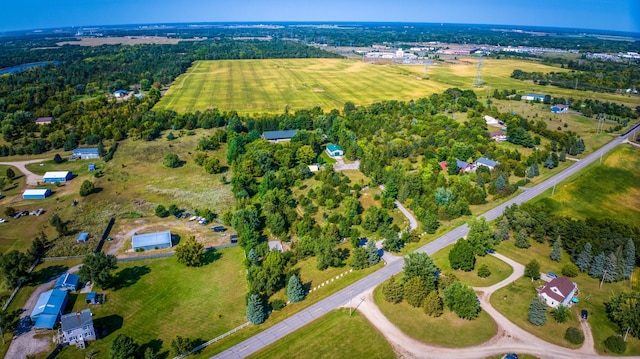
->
[0,158,47,185]
[352,252,607,359]
[5,265,81,359]
[332,156,360,171]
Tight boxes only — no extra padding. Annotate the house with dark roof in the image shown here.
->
[30,289,68,329]
[326,144,344,157]
[262,130,297,143]
[35,117,53,125]
[131,230,172,251]
[475,157,500,171]
[456,159,474,172]
[537,276,577,308]
[60,309,96,348]
[54,273,79,291]
[551,104,568,113]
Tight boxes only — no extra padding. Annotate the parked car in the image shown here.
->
[581,310,588,320]
[485,248,495,254]
[198,218,209,225]
[212,226,226,232]
[547,272,558,279]
[0,218,6,223]
[503,354,518,359]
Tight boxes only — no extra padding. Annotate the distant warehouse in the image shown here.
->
[43,171,72,183]
[72,148,100,159]
[132,230,172,251]
[23,188,52,199]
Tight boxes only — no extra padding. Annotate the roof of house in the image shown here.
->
[86,292,97,300]
[540,276,576,303]
[77,232,89,241]
[268,241,284,252]
[72,148,99,155]
[132,230,172,248]
[61,309,93,332]
[43,171,71,178]
[114,90,127,94]
[262,130,297,140]
[456,159,470,170]
[490,132,505,137]
[31,289,67,323]
[327,143,343,152]
[527,93,545,98]
[484,115,499,124]
[23,189,50,196]
[552,104,566,109]
[55,273,79,289]
[35,117,53,123]
[476,157,499,167]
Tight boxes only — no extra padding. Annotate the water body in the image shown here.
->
[0,61,60,75]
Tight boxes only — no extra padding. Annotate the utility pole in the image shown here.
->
[552,181,557,195]
[624,327,630,342]
[600,269,607,288]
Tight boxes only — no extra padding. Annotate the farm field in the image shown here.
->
[533,144,640,226]
[155,58,639,114]
[247,309,396,359]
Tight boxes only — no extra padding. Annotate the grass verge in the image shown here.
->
[432,244,513,287]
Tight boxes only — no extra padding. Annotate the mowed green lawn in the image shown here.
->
[432,244,513,287]
[247,309,395,359]
[58,247,247,359]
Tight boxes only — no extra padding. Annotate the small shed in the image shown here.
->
[326,144,344,157]
[85,292,99,304]
[30,289,68,329]
[268,241,284,252]
[131,230,172,251]
[23,188,52,199]
[72,148,100,159]
[77,232,89,243]
[43,171,72,183]
[88,163,96,171]
[54,273,80,291]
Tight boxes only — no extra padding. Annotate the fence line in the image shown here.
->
[2,258,40,311]
[173,322,251,359]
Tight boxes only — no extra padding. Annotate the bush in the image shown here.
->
[550,305,571,323]
[477,264,491,278]
[271,299,286,311]
[163,153,181,168]
[562,263,579,277]
[155,205,169,218]
[79,180,95,196]
[604,335,626,354]
[564,327,584,344]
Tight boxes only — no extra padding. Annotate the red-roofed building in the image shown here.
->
[537,276,577,308]
[35,117,53,125]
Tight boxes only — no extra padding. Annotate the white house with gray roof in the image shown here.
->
[60,309,96,348]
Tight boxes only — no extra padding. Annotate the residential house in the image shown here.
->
[326,143,344,157]
[475,157,500,171]
[551,104,568,113]
[261,130,297,143]
[54,273,80,291]
[35,117,53,125]
[522,93,546,102]
[537,276,578,308]
[490,132,507,142]
[60,309,96,348]
[113,90,127,98]
[484,115,499,126]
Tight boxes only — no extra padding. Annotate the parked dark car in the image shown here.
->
[212,226,226,232]
[581,310,588,320]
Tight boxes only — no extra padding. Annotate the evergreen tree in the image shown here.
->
[383,275,404,304]
[527,164,536,178]
[247,248,259,264]
[286,274,305,303]
[524,259,541,280]
[495,174,506,191]
[528,297,548,326]
[423,290,443,317]
[350,247,368,269]
[403,253,439,292]
[366,239,380,266]
[544,154,555,169]
[515,229,530,248]
[404,276,428,307]
[559,149,567,162]
[449,238,475,271]
[246,294,266,324]
[576,243,593,272]
[443,281,481,320]
[550,237,562,262]
[495,217,510,242]
[79,180,95,196]
[603,253,618,282]
[589,252,605,278]
[623,238,636,279]
[466,217,494,256]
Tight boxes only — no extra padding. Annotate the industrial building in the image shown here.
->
[72,148,100,159]
[30,289,68,329]
[23,188,52,199]
[43,171,72,183]
[131,230,172,251]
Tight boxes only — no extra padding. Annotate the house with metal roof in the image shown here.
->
[55,273,80,291]
[475,157,500,171]
[30,289,68,329]
[326,144,344,157]
[43,171,72,183]
[23,188,52,199]
[537,276,577,308]
[60,309,96,348]
[77,232,89,243]
[261,130,297,143]
[522,93,546,102]
[131,230,172,251]
[551,104,568,113]
[72,148,100,159]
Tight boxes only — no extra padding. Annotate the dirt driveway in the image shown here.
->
[0,158,47,185]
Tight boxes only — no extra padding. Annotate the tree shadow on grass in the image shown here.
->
[112,265,150,290]
[28,264,69,286]
[93,314,123,339]
[200,249,221,266]
[140,339,168,359]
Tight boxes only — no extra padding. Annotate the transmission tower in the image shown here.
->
[473,55,484,88]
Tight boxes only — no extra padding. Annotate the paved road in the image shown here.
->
[214,126,640,359]
[0,158,47,185]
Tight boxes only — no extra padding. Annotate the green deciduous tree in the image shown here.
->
[404,276,427,307]
[525,259,541,280]
[495,217,510,242]
[562,263,579,277]
[286,274,305,303]
[606,291,640,338]
[170,336,194,357]
[604,335,627,354]
[175,236,204,267]
[527,297,547,326]
[467,217,494,256]
[79,252,118,289]
[477,264,491,278]
[564,327,584,345]
[246,294,266,325]
[110,334,138,359]
[403,252,439,293]
[154,205,169,218]
[551,304,571,323]
[0,250,30,287]
[383,275,404,304]
[449,238,475,271]
[423,290,443,317]
[163,152,181,168]
[49,213,68,236]
[443,281,481,320]
[79,180,95,196]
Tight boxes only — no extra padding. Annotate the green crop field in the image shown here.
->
[156,58,638,115]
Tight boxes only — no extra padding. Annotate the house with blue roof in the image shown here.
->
[475,157,500,171]
[132,230,172,251]
[261,130,297,143]
[326,143,344,157]
[551,104,568,113]
[30,289,68,329]
[72,148,100,159]
[55,273,80,291]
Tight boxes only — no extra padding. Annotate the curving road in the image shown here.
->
[0,158,47,185]
[222,127,640,358]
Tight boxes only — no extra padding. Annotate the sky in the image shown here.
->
[2,0,639,33]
